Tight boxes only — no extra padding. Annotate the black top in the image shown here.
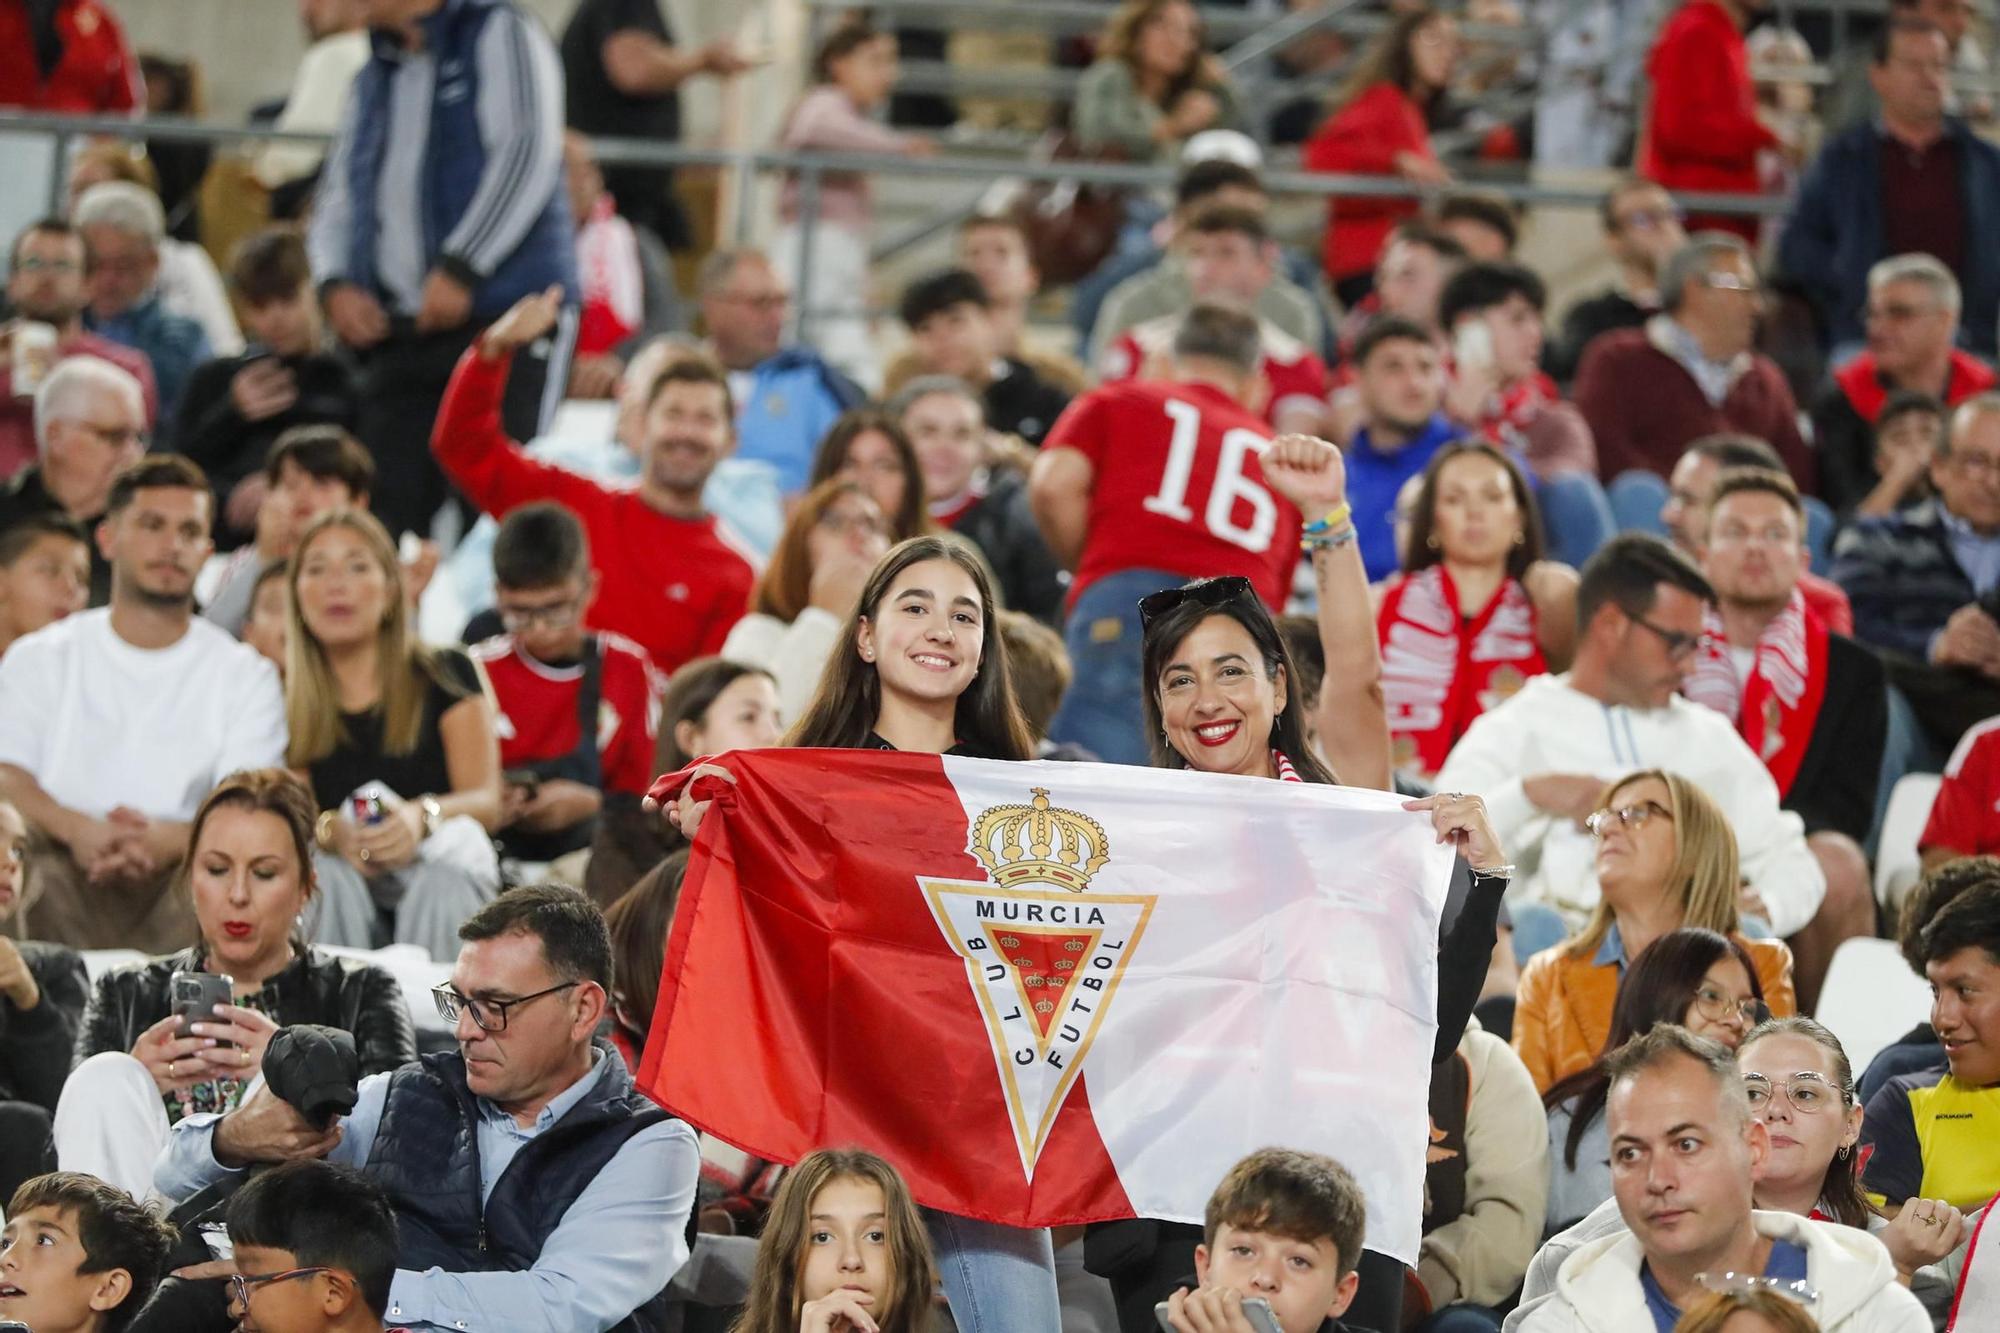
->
[0,940,89,1112]
[1549,288,1650,386]
[307,647,482,813]
[1785,631,1889,843]
[559,0,688,246]
[175,350,361,545]
[0,466,109,606]
[952,469,1069,627]
[984,356,1073,447]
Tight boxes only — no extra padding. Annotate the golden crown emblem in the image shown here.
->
[970,788,1109,892]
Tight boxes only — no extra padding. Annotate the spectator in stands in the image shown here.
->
[434,287,757,672]
[1857,857,1994,1104]
[1379,442,1577,780]
[254,0,371,216]
[1513,1027,1932,1332]
[1305,8,1461,307]
[1085,159,1330,364]
[896,268,1073,446]
[0,356,144,607]
[1513,772,1794,1094]
[558,0,750,250]
[310,0,576,544]
[1439,262,1597,480]
[0,219,157,481]
[0,796,85,1202]
[1814,257,1997,517]
[158,883,701,1333]
[224,1159,398,1333]
[1543,928,1771,1234]
[0,1172,174,1333]
[1831,393,2000,755]
[1923,718,2000,862]
[896,376,1066,626]
[473,502,662,868]
[1549,181,1688,385]
[1344,224,1468,358]
[0,513,87,662]
[1437,194,1519,263]
[1075,0,1242,163]
[1824,0,1991,135]
[1100,209,1331,437]
[560,132,683,401]
[1573,234,1813,490]
[724,478,890,721]
[58,768,414,1197]
[995,610,1081,758]
[602,849,685,1064]
[1781,18,2000,361]
[1638,0,1783,242]
[0,457,285,953]
[806,408,934,544]
[287,509,500,961]
[0,0,138,113]
[1434,536,1841,974]
[1862,876,2000,1211]
[177,227,362,548]
[655,659,782,776]
[696,247,865,497]
[956,216,1084,393]
[1852,390,1947,521]
[240,560,289,676]
[203,426,375,638]
[1343,317,1461,582]
[73,182,211,441]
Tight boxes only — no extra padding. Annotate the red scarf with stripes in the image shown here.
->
[1683,590,1829,798]
[1377,565,1545,777]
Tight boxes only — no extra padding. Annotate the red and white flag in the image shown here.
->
[639,749,1454,1264]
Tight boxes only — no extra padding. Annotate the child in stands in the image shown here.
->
[0,1171,176,1333]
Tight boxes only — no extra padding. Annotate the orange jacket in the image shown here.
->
[1513,934,1796,1094]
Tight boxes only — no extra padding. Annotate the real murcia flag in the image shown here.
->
[639,749,1454,1265]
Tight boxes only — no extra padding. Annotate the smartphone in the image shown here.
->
[198,1222,235,1263]
[172,971,235,1040]
[503,768,542,800]
[1453,318,1495,375]
[1154,1296,1283,1333]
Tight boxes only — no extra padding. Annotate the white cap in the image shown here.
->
[1181,130,1263,170]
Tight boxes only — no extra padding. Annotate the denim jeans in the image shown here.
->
[923,1208,1060,1333]
[1048,568,1186,767]
[1415,1304,1506,1333]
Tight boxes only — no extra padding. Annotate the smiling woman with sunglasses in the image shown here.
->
[1513,769,1797,1097]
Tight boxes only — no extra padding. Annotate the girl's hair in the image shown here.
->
[284,508,434,767]
[603,849,690,1054]
[1401,440,1546,580]
[807,409,931,542]
[1138,578,1338,783]
[1098,0,1209,108]
[655,658,779,773]
[734,1149,937,1333]
[1739,1015,1869,1229]
[1563,770,1739,960]
[755,478,882,623]
[784,536,1035,760]
[1332,8,1448,112]
[1670,1289,1821,1333]
[811,19,887,84]
[1544,927,1766,1171]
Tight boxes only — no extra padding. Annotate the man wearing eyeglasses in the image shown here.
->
[156,883,699,1333]
[1548,181,1688,386]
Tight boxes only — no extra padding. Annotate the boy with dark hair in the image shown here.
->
[1437,193,1519,261]
[0,512,90,660]
[472,501,662,868]
[1438,260,1597,479]
[0,1171,177,1333]
[225,1160,397,1333]
[896,267,1072,445]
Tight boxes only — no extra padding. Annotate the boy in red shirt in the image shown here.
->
[471,501,662,866]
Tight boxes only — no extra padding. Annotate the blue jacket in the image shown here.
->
[1347,413,1461,581]
[1777,118,2000,356]
[732,345,866,494]
[1830,497,1984,662]
[311,0,576,320]
[85,291,211,446]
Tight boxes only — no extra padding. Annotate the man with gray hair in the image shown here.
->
[693,247,862,495]
[0,356,147,605]
[72,182,211,441]
[1572,233,1810,488]
[1814,254,1998,517]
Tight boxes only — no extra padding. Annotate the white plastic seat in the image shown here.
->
[1814,937,1935,1077]
[1874,774,1943,915]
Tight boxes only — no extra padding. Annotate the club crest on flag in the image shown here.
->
[921,787,1156,1179]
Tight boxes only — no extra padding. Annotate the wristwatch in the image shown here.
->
[419,795,443,840]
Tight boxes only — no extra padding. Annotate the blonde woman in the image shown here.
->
[286,509,502,961]
[1513,770,1797,1093]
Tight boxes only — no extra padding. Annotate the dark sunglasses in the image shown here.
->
[1137,576,1260,629]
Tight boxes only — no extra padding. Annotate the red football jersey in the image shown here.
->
[1100,316,1331,431]
[1921,717,2000,857]
[474,631,662,797]
[1044,379,1302,609]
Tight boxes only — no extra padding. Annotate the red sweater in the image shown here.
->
[1639,1,1775,200]
[1304,83,1432,282]
[432,348,756,672]
[0,0,139,112]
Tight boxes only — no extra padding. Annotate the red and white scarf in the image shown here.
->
[1478,371,1561,452]
[1682,590,1829,798]
[1950,1192,2000,1331]
[576,194,644,359]
[1274,750,1301,783]
[1377,565,1546,778]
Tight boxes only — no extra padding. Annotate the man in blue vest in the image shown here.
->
[156,884,698,1333]
[309,0,579,543]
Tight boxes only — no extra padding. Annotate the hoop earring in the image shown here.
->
[1513,529,1526,546]
[1426,534,1441,551]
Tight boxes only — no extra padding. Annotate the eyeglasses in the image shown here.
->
[1584,800,1674,837]
[1695,1271,1820,1308]
[1627,611,1710,661]
[432,980,579,1032]
[14,256,79,274]
[1703,272,1763,298]
[229,1267,332,1308]
[1949,450,2000,481]
[1137,575,1261,629]
[1743,1070,1849,1115]
[1691,984,1764,1027]
[817,508,886,538]
[73,420,146,450]
[1708,521,1799,548]
[1615,206,1684,233]
[1866,301,1939,323]
[496,595,583,632]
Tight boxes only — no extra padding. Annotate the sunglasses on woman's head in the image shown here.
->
[1137,575,1260,629]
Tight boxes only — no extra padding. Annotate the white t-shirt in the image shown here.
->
[0,609,287,821]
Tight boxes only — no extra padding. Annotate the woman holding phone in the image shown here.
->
[55,768,415,1198]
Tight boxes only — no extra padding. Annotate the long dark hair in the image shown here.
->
[604,849,689,1057]
[1138,578,1338,784]
[784,536,1035,760]
[1543,927,1766,1170]
[1401,440,1545,581]
[1332,8,1448,112]
[808,409,931,543]
[1739,1016,1870,1230]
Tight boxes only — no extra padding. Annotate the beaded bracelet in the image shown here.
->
[1301,501,1352,535]
[1301,522,1357,553]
